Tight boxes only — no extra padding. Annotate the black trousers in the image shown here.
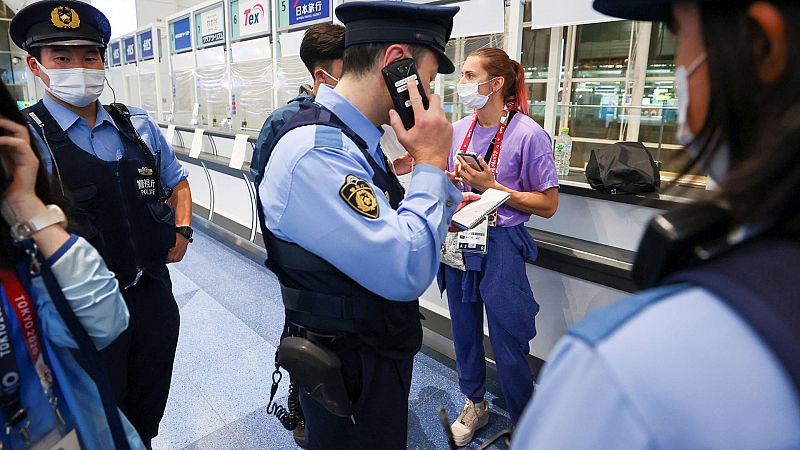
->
[300,348,414,450]
[99,265,180,441]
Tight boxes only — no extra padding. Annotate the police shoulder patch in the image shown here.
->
[339,175,379,219]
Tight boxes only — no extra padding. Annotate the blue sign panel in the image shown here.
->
[170,16,192,53]
[123,36,136,64]
[139,30,154,60]
[110,41,122,66]
[289,0,329,26]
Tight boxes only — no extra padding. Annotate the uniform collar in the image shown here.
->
[42,94,118,132]
[315,85,383,160]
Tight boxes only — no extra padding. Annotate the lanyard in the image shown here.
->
[459,107,515,177]
[0,281,24,437]
[0,270,54,394]
[0,269,64,442]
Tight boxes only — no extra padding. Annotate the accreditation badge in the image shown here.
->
[441,232,465,271]
[457,218,489,254]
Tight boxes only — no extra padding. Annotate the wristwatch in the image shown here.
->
[175,226,194,243]
[10,204,67,241]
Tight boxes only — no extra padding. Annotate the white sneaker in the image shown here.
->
[450,398,489,447]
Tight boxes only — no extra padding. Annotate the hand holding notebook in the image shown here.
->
[451,188,510,230]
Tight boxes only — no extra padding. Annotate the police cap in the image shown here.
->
[335,1,460,74]
[10,0,111,51]
[594,0,746,22]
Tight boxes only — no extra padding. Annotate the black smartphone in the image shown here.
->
[457,152,484,171]
[381,58,429,130]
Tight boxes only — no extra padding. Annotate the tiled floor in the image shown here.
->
[152,230,512,449]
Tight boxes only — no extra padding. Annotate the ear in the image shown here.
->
[381,44,408,68]
[493,76,505,93]
[312,68,326,84]
[26,54,40,76]
[748,2,787,84]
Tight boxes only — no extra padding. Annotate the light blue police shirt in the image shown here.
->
[30,94,188,189]
[513,286,800,449]
[259,85,462,301]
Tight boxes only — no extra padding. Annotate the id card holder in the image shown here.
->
[28,428,81,450]
[457,218,489,254]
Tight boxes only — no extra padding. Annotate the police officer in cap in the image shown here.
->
[258,1,478,448]
[10,1,193,447]
[513,0,800,448]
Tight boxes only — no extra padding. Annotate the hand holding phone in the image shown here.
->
[386,61,452,171]
[457,152,483,172]
[382,58,429,130]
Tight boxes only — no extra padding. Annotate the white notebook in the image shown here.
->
[452,188,511,230]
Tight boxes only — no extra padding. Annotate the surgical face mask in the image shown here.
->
[320,68,339,89]
[457,78,497,110]
[676,51,708,145]
[37,62,105,107]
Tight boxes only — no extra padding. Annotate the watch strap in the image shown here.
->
[11,205,67,241]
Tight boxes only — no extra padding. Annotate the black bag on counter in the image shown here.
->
[585,142,661,195]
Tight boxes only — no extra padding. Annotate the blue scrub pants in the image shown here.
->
[440,224,539,423]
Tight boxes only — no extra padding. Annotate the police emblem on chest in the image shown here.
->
[51,7,81,29]
[135,167,157,200]
[339,175,379,219]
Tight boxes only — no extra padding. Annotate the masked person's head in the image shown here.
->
[458,48,530,115]
[595,0,799,232]
[300,23,346,94]
[10,1,111,108]
[335,1,459,125]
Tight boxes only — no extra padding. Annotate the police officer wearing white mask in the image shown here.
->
[9,2,193,447]
[513,0,800,448]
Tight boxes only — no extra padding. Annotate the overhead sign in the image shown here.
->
[277,0,330,30]
[230,0,270,40]
[123,36,136,64]
[196,3,225,48]
[531,0,620,28]
[170,16,192,53]
[110,40,122,66]
[139,30,154,60]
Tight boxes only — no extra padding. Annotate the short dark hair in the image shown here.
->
[299,24,345,75]
[341,43,431,77]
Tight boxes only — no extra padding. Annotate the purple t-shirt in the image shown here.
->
[448,113,559,227]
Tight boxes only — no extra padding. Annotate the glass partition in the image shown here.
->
[231,59,274,131]
[139,72,158,114]
[172,69,196,125]
[196,64,229,128]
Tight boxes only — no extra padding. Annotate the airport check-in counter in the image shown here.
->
[160,123,708,372]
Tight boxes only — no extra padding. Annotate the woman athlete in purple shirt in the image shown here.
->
[439,47,559,446]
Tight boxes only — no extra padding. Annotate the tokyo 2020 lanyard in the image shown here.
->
[459,104,516,178]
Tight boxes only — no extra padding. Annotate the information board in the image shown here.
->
[123,36,136,64]
[277,0,330,31]
[170,16,192,54]
[195,3,225,48]
[139,30,154,60]
[110,40,122,66]
[230,0,270,40]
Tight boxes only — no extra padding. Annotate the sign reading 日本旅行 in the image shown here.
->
[139,30,154,60]
[277,0,330,30]
[110,40,122,66]
[170,16,192,53]
[123,36,136,64]
[230,0,270,40]
[195,3,225,48]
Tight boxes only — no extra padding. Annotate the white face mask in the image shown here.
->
[457,78,497,111]
[676,51,708,145]
[37,62,106,107]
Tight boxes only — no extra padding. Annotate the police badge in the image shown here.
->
[339,175,379,219]
[51,6,81,29]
